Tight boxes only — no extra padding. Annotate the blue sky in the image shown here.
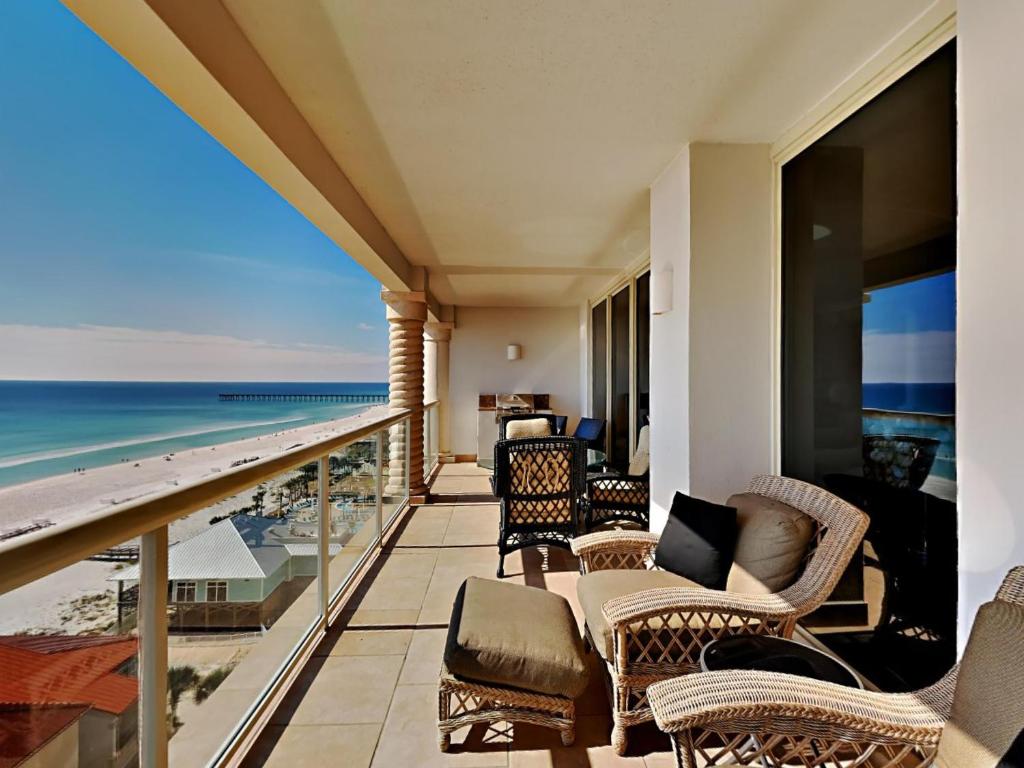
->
[0,1,387,381]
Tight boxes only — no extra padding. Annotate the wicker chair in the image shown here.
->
[570,475,869,754]
[648,566,1024,768]
[494,436,586,578]
[585,425,650,530]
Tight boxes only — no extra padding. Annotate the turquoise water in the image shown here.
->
[0,381,387,488]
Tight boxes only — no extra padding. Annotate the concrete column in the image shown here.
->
[382,290,428,496]
[425,322,454,458]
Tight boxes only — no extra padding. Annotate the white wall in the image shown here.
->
[649,147,692,532]
[956,1,1024,646]
[688,143,775,503]
[448,306,582,457]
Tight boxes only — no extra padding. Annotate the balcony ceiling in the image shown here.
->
[217,1,935,306]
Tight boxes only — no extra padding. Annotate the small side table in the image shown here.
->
[700,635,862,688]
[700,636,862,766]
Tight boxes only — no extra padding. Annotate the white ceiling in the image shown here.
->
[222,0,938,306]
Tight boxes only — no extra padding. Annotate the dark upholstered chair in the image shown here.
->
[553,415,568,435]
[498,413,560,440]
[493,436,585,578]
[572,417,607,451]
[585,425,650,530]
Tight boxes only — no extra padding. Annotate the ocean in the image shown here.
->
[0,381,388,489]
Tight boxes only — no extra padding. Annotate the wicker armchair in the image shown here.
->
[494,436,586,578]
[570,475,869,754]
[648,567,1024,768]
[585,425,650,530]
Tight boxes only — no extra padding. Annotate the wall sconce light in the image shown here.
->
[652,263,674,315]
[507,344,522,361]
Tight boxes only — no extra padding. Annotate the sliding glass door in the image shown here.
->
[590,269,649,470]
[782,42,956,691]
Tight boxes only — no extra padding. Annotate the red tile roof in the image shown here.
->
[0,704,88,768]
[0,635,138,715]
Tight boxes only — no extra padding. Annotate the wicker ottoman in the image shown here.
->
[438,577,589,750]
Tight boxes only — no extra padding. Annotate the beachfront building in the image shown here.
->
[113,515,342,631]
[0,635,138,768]
[6,1,1024,766]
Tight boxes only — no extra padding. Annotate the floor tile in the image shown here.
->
[315,628,414,657]
[271,655,404,725]
[372,684,509,767]
[243,723,382,768]
[398,627,447,685]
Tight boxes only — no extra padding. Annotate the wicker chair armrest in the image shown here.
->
[648,670,949,745]
[997,565,1024,606]
[570,530,659,557]
[571,530,659,573]
[602,586,797,628]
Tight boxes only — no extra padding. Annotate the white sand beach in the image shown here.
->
[0,405,392,635]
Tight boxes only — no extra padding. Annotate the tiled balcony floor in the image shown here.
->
[244,462,676,767]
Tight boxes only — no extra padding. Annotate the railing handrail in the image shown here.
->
[424,399,440,409]
[0,406,411,596]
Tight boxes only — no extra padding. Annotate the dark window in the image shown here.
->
[174,581,197,603]
[206,581,228,602]
[591,300,607,429]
[635,271,651,430]
[609,287,631,469]
[782,42,956,691]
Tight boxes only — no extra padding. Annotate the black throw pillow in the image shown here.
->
[654,492,738,589]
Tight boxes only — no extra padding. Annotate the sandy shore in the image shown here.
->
[0,404,391,538]
[0,406,392,636]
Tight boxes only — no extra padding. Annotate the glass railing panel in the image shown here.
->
[164,464,321,767]
[327,435,381,599]
[423,403,433,482]
[381,418,410,528]
[0,538,142,768]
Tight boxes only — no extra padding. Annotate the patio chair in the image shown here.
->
[647,566,1024,768]
[585,424,650,530]
[499,413,561,439]
[570,474,868,754]
[572,416,607,451]
[494,435,586,578]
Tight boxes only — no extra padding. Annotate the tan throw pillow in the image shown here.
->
[627,425,650,475]
[506,418,552,439]
[726,492,815,594]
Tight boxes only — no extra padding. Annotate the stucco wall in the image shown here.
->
[956,1,1024,647]
[688,143,775,503]
[449,306,582,457]
[649,147,692,532]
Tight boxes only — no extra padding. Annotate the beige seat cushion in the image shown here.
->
[937,600,1024,768]
[444,577,589,699]
[506,418,552,439]
[726,492,815,594]
[627,425,650,476]
[577,569,697,660]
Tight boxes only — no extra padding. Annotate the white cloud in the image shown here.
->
[356,322,375,331]
[863,330,955,384]
[0,324,386,382]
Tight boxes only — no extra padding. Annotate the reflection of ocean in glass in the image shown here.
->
[863,383,955,481]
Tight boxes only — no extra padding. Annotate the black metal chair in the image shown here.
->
[585,425,650,530]
[498,413,560,439]
[493,436,586,578]
[553,415,568,435]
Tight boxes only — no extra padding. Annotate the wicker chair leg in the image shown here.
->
[561,725,575,746]
[611,720,628,755]
[439,732,451,752]
[497,553,505,578]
